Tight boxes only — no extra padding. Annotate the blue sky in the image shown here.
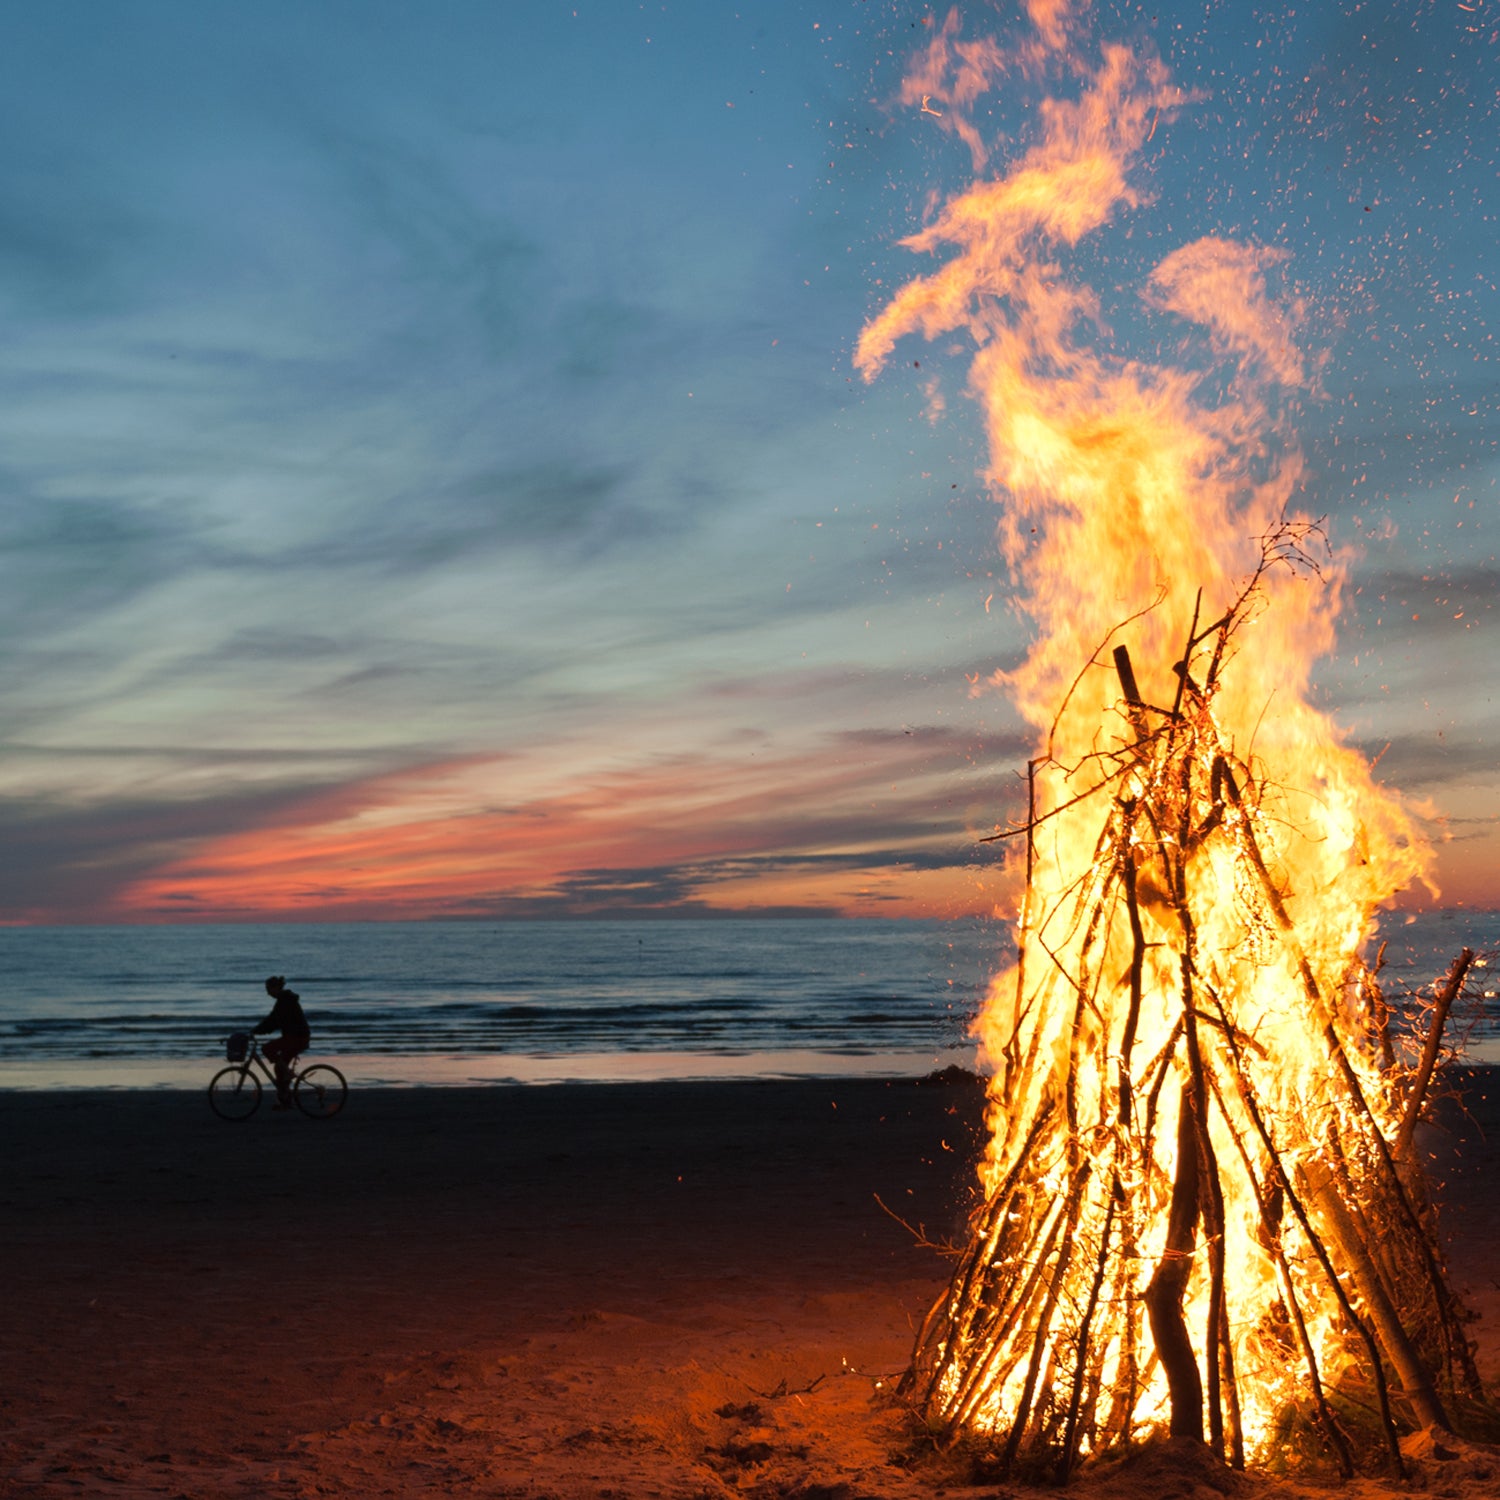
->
[0,1,1494,923]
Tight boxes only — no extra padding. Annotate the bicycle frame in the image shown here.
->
[210,1033,346,1121]
[238,1034,295,1084]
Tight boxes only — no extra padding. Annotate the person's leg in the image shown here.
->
[285,1036,308,1100]
[264,1037,292,1104]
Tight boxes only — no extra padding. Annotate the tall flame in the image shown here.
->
[859,4,1477,1477]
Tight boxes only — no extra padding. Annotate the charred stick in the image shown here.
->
[1143,1081,1205,1442]
[1139,1015,1186,1178]
[1009,757,1040,1087]
[1299,1158,1450,1432]
[1113,643,1145,713]
[1110,1161,1143,1452]
[1186,1001,1243,1468]
[1364,946,1398,1074]
[1218,1287,1244,1469]
[1056,1186,1120,1482]
[1169,589,1204,721]
[1187,985,1230,1457]
[1120,803,1147,1129]
[1397,948,1475,1155]
[1170,887,1225,1454]
[1203,608,1234,694]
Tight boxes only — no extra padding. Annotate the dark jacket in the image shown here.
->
[255,987,310,1042]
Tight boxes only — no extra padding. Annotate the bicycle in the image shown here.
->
[208,1033,347,1121]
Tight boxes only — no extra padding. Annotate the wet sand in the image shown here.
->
[1,1070,1497,1499]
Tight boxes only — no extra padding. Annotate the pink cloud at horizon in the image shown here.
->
[108,730,1020,924]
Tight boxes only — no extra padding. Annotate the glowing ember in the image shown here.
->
[859,3,1485,1479]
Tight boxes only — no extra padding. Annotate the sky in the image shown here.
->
[0,0,1494,925]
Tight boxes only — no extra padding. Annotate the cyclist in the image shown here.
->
[255,975,310,1109]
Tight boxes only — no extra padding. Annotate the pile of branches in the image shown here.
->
[905,565,1487,1481]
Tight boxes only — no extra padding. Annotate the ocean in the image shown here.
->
[0,918,997,1089]
[0,911,1495,1089]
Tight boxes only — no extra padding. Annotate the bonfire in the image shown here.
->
[900,567,1485,1478]
[856,2,1489,1479]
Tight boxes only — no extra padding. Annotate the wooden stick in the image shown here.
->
[909,1103,1056,1405]
[1301,1157,1450,1432]
[939,1166,1069,1416]
[1007,757,1040,1095]
[1120,803,1146,1130]
[945,1182,1071,1434]
[1113,643,1162,758]
[1397,948,1475,1155]
[1143,1081,1204,1442]
[1113,643,1145,709]
[1169,589,1203,721]
[1056,1188,1118,1482]
[1218,1280,1244,1469]
[997,1163,1093,1467]
[1365,944,1398,1073]
[1187,999,1228,1457]
[1171,780,1226,1456]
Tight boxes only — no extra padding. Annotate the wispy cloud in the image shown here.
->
[106,726,1023,923]
[0,2,1491,922]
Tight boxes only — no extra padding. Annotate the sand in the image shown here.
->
[1,1069,1497,1499]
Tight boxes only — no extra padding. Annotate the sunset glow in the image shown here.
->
[0,2,1493,924]
[112,734,1012,922]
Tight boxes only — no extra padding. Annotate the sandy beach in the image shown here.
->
[2,1070,1497,1499]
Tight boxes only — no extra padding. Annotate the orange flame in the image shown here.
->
[857,6,1426,954]
[860,4,1445,1470]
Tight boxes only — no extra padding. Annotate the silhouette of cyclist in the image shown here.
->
[255,975,310,1109]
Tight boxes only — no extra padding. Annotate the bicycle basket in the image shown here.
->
[226,1031,250,1062]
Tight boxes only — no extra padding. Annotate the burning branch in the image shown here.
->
[1397,948,1477,1155]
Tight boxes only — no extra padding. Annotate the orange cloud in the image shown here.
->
[112,731,1017,922]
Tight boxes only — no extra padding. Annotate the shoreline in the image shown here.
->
[4,1043,1498,1093]
[0,1044,980,1091]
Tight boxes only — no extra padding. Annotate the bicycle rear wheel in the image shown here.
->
[209,1066,261,1120]
[294,1064,347,1119]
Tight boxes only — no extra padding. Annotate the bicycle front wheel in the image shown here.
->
[209,1065,262,1121]
[294,1064,347,1119]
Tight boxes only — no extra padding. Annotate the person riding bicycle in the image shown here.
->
[255,975,310,1109]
